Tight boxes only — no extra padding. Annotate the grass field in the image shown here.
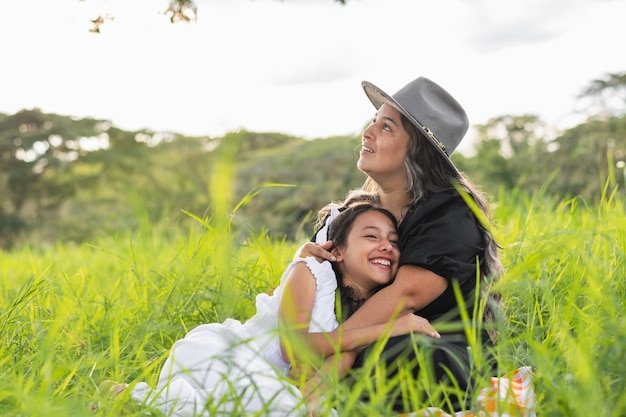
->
[1,186,625,416]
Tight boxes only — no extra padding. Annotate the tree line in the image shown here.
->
[1,72,624,250]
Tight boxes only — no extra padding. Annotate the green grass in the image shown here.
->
[1,187,625,416]
[491,189,626,417]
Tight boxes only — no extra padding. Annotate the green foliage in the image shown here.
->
[0,113,173,244]
[0,206,299,416]
[546,116,626,199]
[579,72,626,117]
[457,114,550,193]
[1,186,625,416]
[456,112,626,203]
[234,133,364,239]
[456,71,626,202]
[491,189,626,416]
[0,119,366,248]
[0,109,108,242]
[2,69,625,415]
[2,71,625,250]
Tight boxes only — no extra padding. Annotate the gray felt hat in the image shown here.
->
[362,76,469,171]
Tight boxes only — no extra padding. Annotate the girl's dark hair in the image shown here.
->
[315,190,380,230]
[323,200,398,319]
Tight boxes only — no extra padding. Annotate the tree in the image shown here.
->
[461,71,626,201]
[545,72,626,200]
[0,109,160,247]
[88,0,349,32]
[458,114,550,196]
[577,72,626,119]
[546,115,626,200]
[0,110,109,243]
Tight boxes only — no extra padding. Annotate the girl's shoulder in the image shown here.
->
[282,256,338,291]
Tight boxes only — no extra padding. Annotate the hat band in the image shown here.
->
[421,125,448,156]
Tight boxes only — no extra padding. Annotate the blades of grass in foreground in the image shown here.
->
[1,184,625,416]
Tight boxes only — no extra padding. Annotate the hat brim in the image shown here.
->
[362,81,459,173]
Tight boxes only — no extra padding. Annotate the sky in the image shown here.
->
[2,0,625,151]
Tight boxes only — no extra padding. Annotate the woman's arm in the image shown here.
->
[288,312,439,358]
[278,262,440,363]
[295,243,449,328]
[340,264,448,330]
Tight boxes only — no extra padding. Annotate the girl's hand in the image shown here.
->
[294,241,336,262]
[391,314,441,339]
[300,374,325,417]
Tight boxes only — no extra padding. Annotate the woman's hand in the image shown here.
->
[390,313,441,339]
[294,241,336,262]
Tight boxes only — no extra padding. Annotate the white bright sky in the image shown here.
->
[2,0,626,150]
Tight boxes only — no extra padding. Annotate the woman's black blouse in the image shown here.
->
[398,188,485,326]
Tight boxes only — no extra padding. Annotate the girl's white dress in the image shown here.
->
[130,256,339,417]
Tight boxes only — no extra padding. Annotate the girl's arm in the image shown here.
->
[298,351,358,416]
[340,264,448,330]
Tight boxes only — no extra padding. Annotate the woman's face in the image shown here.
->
[334,210,400,297]
[357,103,410,184]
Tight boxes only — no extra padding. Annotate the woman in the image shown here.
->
[303,76,503,412]
[112,202,440,417]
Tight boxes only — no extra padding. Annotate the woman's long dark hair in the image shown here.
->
[317,196,398,319]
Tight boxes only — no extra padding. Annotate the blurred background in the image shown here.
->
[1,0,625,249]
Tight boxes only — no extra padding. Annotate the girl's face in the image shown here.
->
[334,210,400,298]
[357,103,410,184]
